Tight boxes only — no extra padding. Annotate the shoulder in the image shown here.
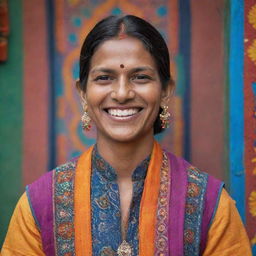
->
[26,158,79,220]
[165,151,223,185]
[203,189,252,255]
[164,151,225,252]
[27,158,79,190]
[1,192,45,256]
[25,158,80,231]
[165,151,224,218]
[166,151,224,203]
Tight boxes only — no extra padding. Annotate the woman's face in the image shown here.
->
[82,36,169,143]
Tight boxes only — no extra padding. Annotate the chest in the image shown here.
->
[27,152,222,256]
[91,170,144,255]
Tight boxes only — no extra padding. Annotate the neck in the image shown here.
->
[96,135,154,178]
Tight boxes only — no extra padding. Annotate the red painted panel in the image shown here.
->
[244,0,256,244]
[190,0,226,180]
[23,0,49,185]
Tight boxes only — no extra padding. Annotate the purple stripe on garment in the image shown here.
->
[27,171,55,256]
[168,153,190,256]
[200,175,224,253]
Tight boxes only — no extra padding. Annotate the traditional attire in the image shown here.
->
[1,142,252,255]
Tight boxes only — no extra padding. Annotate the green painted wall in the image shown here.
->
[0,0,23,246]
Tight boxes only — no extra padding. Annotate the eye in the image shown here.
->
[131,74,152,83]
[94,75,114,84]
[95,75,112,81]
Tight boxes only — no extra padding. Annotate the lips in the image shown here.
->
[106,108,141,117]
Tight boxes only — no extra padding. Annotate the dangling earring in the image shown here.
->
[81,105,91,131]
[160,105,171,129]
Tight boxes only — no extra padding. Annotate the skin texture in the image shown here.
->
[79,37,172,235]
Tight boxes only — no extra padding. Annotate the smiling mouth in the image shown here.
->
[106,108,141,117]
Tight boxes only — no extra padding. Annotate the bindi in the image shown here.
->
[120,64,125,69]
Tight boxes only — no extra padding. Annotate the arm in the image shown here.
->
[203,189,252,256]
[1,193,45,256]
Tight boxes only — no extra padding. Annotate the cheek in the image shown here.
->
[146,89,163,118]
[86,86,108,106]
[140,87,162,107]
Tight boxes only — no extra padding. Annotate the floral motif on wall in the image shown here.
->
[249,191,256,217]
[248,39,256,66]
[248,4,256,29]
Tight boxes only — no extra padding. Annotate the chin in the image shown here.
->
[101,127,154,144]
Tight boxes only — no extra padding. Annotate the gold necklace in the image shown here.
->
[117,240,132,256]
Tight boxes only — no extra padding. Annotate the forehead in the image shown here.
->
[90,37,157,69]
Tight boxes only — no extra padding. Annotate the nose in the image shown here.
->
[110,77,135,103]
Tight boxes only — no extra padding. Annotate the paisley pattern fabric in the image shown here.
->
[54,160,77,256]
[154,151,171,255]
[184,167,208,255]
[91,147,150,255]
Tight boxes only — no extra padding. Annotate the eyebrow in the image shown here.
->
[90,68,115,74]
[130,66,155,73]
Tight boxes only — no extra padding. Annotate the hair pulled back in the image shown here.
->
[78,15,173,134]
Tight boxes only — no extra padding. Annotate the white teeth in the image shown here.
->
[107,108,139,117]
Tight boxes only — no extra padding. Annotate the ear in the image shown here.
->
[76,79,87,107]
[160,81,174,107]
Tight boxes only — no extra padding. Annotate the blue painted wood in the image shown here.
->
[46,0,57,170]
[229,0,245,222]
[178,0,191,161]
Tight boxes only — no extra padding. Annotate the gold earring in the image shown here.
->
[159,105,171,129]
[81,105,91,131]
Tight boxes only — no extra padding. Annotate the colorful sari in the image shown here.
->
[26,141,223,256]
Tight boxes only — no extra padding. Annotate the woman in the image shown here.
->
[1,15,251,256]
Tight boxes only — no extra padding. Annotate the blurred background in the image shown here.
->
[0,0,255,252]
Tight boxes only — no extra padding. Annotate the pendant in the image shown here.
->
[117,240,132,256]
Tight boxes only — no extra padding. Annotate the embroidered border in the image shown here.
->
[53,160,77,256]
[154,151,171,255]
[184,167,208,256]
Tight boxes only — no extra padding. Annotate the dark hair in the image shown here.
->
[78,15,174,134]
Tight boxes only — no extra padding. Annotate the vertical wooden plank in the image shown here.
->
[177,0,191,160]
[229,0,245,221]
